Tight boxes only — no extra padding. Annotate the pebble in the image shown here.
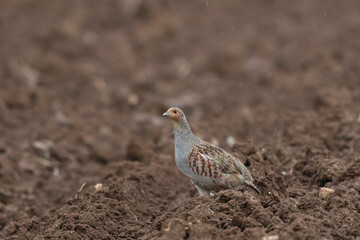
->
[319,187,334,199]
[226,136,236,147]
[127,93,139,106]
[55,110,69,125]
[32,140,55,159]
[95,183,103,192]
[262,235,279,240]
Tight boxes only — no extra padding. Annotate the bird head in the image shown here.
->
[163,107,184,121]
[163,107,194,134]
[163,107,186,129]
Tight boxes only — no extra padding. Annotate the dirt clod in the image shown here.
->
[126,139,145,161]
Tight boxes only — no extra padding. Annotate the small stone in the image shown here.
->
[94,183,103,192]
[32,140,55,159]
[127,93,139,106]
[226,136,236,147]
[319,187,334,199]
[55,110,69,125]
[262,235,279,240]
[53,167,59,177]
[9,60,40,90]
[93,77,110,103]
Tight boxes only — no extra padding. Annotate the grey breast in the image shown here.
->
[174,131,197,177]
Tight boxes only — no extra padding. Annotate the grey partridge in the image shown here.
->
[163,107,260,197]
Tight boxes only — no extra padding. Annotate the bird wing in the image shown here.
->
[189,143,253,182]
[187,143,253,182]
[187,143,260,194]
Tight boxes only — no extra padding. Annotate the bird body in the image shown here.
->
[163,107,260,196]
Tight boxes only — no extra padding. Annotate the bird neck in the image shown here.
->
[173,117,194,139]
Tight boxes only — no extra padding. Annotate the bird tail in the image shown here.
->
[245,181,261,194]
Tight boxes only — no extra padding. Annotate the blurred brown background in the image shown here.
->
[0,1,359,239]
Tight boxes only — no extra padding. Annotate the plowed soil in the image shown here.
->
[0,1,360,239]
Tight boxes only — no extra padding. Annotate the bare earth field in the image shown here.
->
[0,1,359,239]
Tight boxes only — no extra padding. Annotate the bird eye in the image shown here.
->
[173,110,177,114]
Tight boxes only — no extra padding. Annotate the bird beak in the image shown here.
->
[163,111,170,117]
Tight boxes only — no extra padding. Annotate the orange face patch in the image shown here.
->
[169,112,181,122]
[165,107,183,128]
[167,108,182,119]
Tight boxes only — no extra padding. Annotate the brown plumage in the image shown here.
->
[163,107,260,197]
